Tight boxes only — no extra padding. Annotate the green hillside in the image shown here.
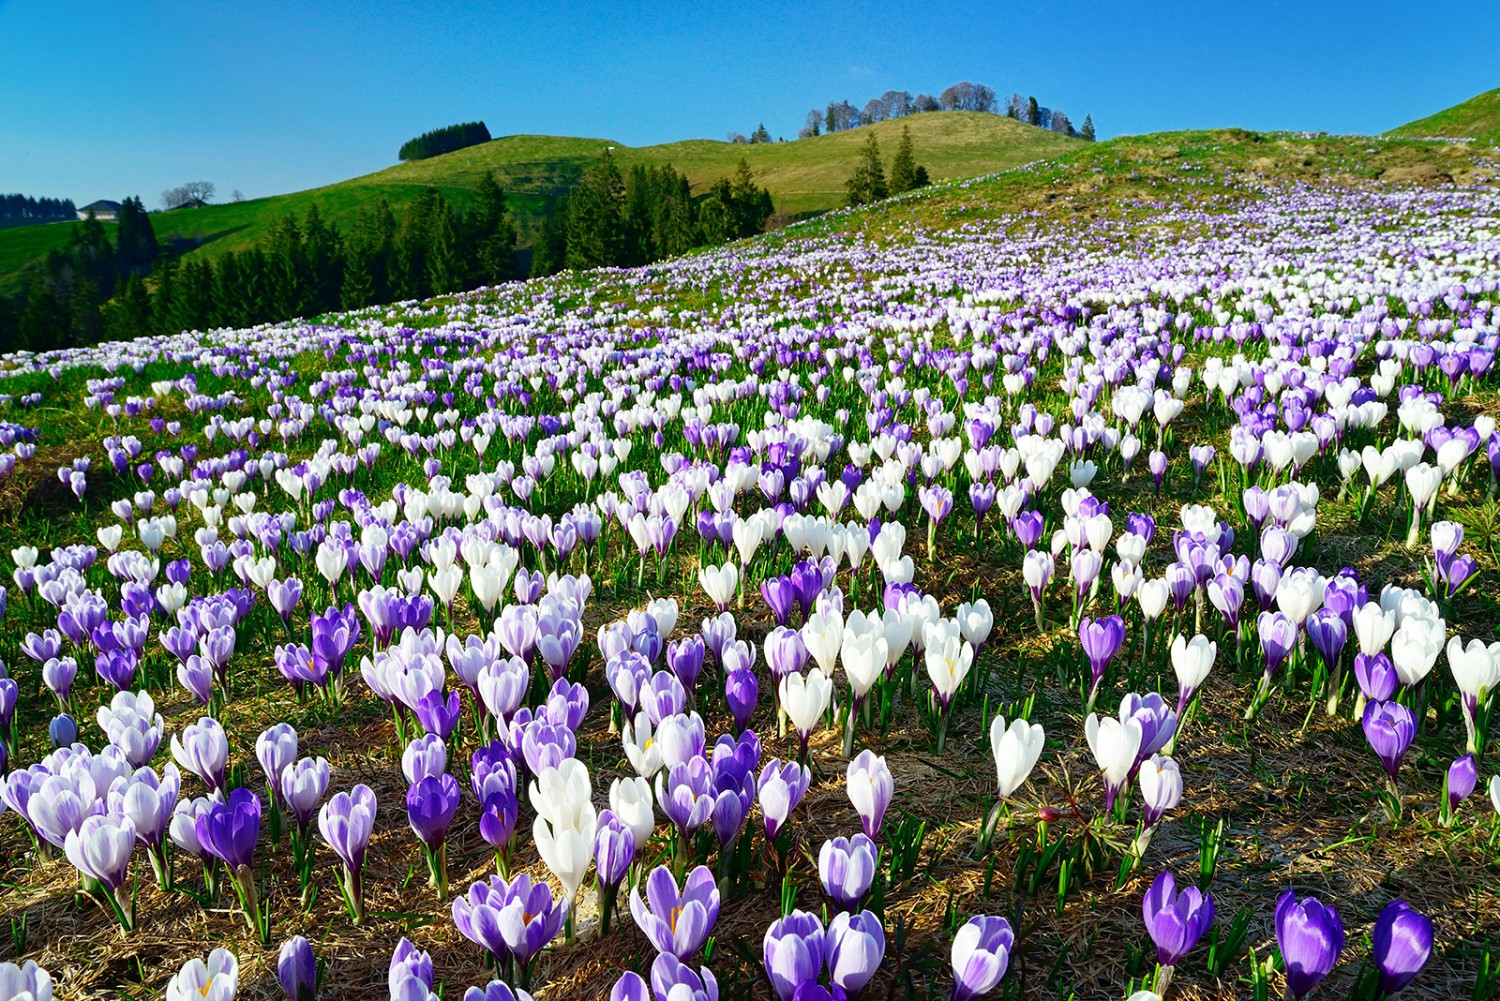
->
[0,112,1076,295]
[1390,86,1500,144]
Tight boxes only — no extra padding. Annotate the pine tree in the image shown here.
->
[425,201,463,295]
[1081,114,1096,142]
[844,132,889,207]
[302,206,343,313]
[728,159,773,237]
[888,126,918,193]
[530,198,569,277]
[468,172,516,285]
[1026,97,1040,126]
[20,278,64,353]
[565,151,627,269]
[697,180,737,244]
[115,196,158,273]
[103,273,153,341]
[395,190,442,299]
[750,123,770,144]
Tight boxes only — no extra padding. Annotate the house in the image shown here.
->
[76,199,121,221]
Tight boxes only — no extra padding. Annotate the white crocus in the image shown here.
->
[989,715,1045,799]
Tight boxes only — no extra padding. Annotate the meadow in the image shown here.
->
[0,131,1496,1001]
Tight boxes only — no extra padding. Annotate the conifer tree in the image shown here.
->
[1081,114,1096,142]
[844,132,889,206]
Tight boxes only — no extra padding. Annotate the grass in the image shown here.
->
[0,112,1076,296]
[1390,87,1500,145]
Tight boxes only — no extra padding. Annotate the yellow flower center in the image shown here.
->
[670,904,682,933]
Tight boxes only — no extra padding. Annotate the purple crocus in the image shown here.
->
[1354,653,1398,703]
[758,758,812,842]
[1371,900,1433,996]
[1078,615,1125,709]
[1362,699,1416,781]
[407,773,461,848]
[725,668,758,734]
[1275,891,1344,999]
[657,758,715,843]
[278,935,317,1001]
[763,910,826,1001]
[819,834,878,911]
[827,909,885,996]
[650,954,718,1001]
[950,915,1014,1001]
[319,784,376,923]
[1142,870,1214,973]
[195,786,260,872]
[594,809,635,935]
[630,864,720,959]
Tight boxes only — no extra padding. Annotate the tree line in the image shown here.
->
[530,154,774,276]
[0,177,518,354]
[399,122,493,161]
[1,194,76,222]
[845,126,930,207]
[797,81,1094,142]
[0,157,777,353]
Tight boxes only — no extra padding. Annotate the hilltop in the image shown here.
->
[1390,86,1500,144]
[0,112,1076,295]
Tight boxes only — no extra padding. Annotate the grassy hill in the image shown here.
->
[0,112,1076,295]
[1389,86,1500,144]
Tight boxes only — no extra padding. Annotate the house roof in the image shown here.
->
[79,199,122,213]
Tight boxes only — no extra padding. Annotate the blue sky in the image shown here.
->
[2,0,1496,204]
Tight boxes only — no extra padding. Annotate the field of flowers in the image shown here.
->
[0,137,1497,1001]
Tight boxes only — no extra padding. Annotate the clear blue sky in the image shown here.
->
[2,0,1495,205]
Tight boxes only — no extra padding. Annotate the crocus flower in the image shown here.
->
[277,936,317,1001]
[988,714,1044,799]
[389,938,437,1001]
[725,667,758,734]
[763,910,826,1001]
[1085,711,1142,812]
[195,787,261,872]
[819,834,878,911]
[1371,900,1433,996]
[827,909,886,995]
[1275,891,1344,999]
[1362,699,1417,782]
[320,784,376,922]
[407,773,462,847]
[630,864,720,959]
[759,758,812,841]
[1078,615,1125,709]
[649,954,718,1001]
[166,948,238,1001]
[950,915,1014,1001]
[1142,870,1213,975]
[64,813,136,891]
[497,873,566,973]
[463,982,534,1001]
[1170,634,1216,716]
[0,961,52,1001]
[172,716,230,794]
[845,749,893,839]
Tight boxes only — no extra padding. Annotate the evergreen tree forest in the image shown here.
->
[0,177,517,354]
[0,159,778,352]
[531,153,774,277]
